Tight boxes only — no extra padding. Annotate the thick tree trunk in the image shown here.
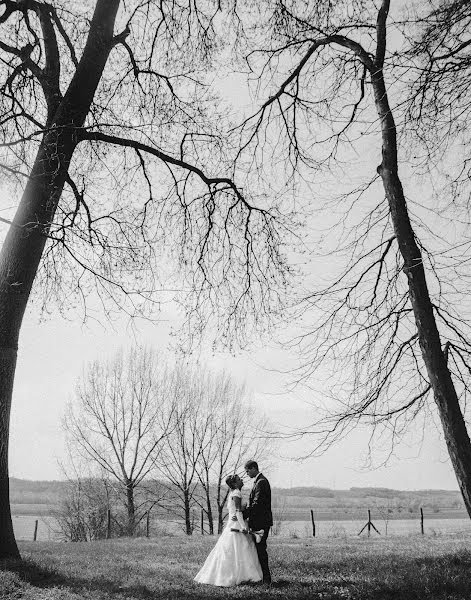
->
[371,6,471,518]
[126,483,136,536]
[217,502,225,534]
[0,349,19,557]
[0,0,121,558]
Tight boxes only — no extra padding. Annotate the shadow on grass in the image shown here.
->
[3,547,471,599]
[2,557,305,599]
[3,557,190,599]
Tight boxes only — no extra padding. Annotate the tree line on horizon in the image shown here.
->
[9,479,465,501]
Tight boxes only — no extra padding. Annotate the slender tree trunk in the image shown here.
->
[371,1,471,518]
[205,487,214,535]
[0,0,121,558]
[216,477,224,533]
[202,472,214,534]
[184,491,192,535]
[217,502,224,534]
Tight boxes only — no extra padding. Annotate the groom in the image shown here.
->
[243,460,273,585]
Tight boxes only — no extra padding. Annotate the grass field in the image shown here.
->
[1,534,471,599]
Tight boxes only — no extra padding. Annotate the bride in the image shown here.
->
[194,474,263,587]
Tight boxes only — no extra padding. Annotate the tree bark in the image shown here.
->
[0,0,121,558]
[184,491,192,535]
[217,501,225,534]
[200,469,214,535]
[371,1,471,518]
[0,349,18,557]
[216,475,224,534]
[205,485,214,535]
[126,483,136,536]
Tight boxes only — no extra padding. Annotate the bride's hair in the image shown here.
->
[225,474,238,489]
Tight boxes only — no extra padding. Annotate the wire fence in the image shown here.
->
[13,508,471,542]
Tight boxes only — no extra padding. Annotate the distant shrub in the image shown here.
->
[54,497,109,542]
[149,521,176,537]
[52,478,112,542]
[327,523,348,539]
[272,496,287,536]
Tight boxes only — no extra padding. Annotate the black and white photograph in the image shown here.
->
[1,1,471,598]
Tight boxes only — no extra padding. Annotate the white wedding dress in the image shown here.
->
[194,489,263,586]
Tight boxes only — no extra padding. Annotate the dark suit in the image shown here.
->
[243,473,272,583]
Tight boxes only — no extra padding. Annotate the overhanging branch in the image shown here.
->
[80,131,253,209]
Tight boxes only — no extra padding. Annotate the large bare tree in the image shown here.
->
[223,0,471,516]
[63,347,173,536]
[0,0,285,557]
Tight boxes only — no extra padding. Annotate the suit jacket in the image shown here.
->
[243,473,273,530]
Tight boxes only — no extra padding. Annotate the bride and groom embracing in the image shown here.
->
[194,460,273,587]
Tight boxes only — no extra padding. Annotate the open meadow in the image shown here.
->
[1,534,471,599]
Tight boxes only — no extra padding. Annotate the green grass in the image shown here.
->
[1,534,471,599]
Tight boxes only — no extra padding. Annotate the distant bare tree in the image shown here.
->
[194,372,272,533]
[156,365,209,535]
[224,0,471,518]
[63,347,173,536]
[156,365,272,535]
[374,500,394,536]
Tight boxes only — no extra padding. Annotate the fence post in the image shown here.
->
[358,509,380,536]
[146,510,150,538]
[420,507,424,535]
[33,519,38,541]
[310,509,316,537]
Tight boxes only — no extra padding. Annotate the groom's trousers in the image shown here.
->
[256,528,271,583]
